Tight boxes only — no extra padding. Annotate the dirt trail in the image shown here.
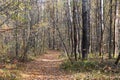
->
[22,50,74,80]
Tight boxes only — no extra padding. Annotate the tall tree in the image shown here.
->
[115,0,120,65]
[82,0,90,59]
[115,0,119,57]
[73,0,78,61]
[99,0,104,56]
[109,0,113,59]
[15,0,19,58]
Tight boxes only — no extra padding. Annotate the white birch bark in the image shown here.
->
[115,0,119,56]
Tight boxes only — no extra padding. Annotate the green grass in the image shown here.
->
[61,59,120,80]
[61,60,98,72]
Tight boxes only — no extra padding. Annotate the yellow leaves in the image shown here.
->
[5,64,17,70]
[20,73,30,78]
[0,69,4,74]
[33,22,49,28]
[40,22,48,27]
[19,3,24,11]
[1,24,8,29]
[57,0,64,9]
[0,69,21,80]
[19,2,32,11]
[74,73,86,80]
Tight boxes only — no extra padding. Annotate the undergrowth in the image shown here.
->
[0,53,45,80]
[61,59,120,80]
[0,65,22,80]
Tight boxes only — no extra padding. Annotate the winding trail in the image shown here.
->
[22,50,74,80]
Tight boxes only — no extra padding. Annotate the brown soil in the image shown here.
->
[22,50,74,80]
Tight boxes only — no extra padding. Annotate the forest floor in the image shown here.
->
[0,50,120,80]
[21,50,74,80]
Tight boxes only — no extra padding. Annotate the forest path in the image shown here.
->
[21,50,74,80]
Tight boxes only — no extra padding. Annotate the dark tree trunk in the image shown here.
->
[109,0,113,59]
[115,52,120,65]
[81,0,90,59]
[73,0,78,61]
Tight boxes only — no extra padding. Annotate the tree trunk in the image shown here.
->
[115,52,120,65]
[109,0,113,59]
[82,0,90,59]
[115,0,119,57]
[113,0,117,57]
